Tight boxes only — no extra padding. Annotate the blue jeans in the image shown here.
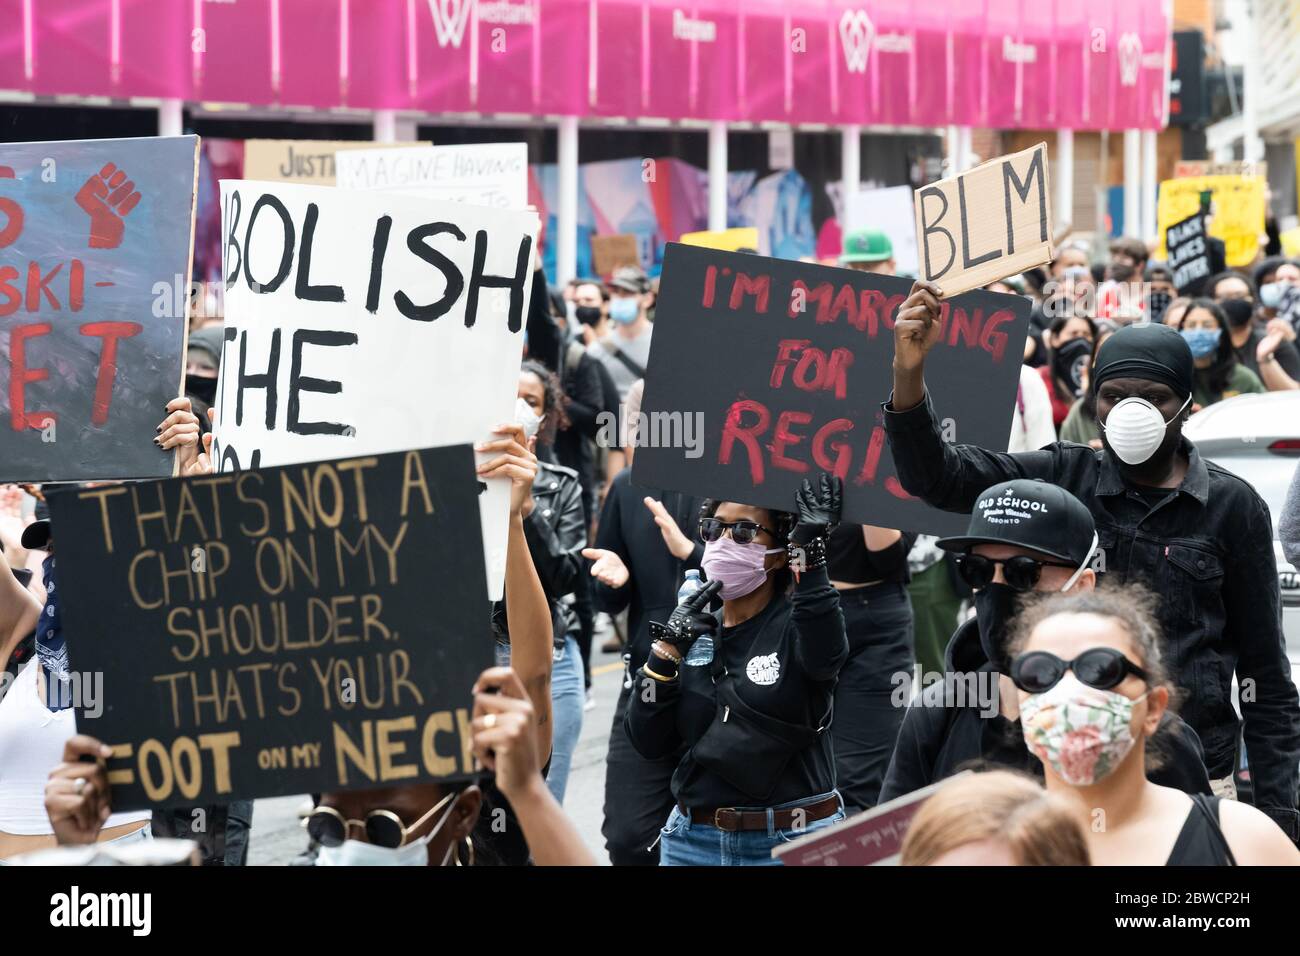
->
[658,792,846,866]
[493,638,584,805]
[545,636,585,804]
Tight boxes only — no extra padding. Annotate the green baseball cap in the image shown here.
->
[840,229,893,264]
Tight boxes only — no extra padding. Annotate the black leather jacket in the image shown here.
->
[493,459,586,649]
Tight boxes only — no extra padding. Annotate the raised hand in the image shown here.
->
[791,472,843,545]
[74,163,142,250]
[643,496,694,559]
[648,578,722,652]
[477,423,538,518]
[893,280,944,372]
[44,735,115,846]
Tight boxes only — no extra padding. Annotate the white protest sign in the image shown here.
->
[214,180,539,598]
[335,143,529,209]
[844,184,919,276]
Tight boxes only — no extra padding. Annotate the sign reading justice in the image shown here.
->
[631,244,1031,537]
[50,445,492,809]
[913,143,1052,298]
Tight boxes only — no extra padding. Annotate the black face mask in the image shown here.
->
[1220,298,1254,328]
[1051,337,1092,397]
[974,583,1022,674]
[1147,289,1172,324]
[1109,262,1136,283]
[574,305,602,326]
[186,373,218,406]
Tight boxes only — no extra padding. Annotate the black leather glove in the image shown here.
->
[790,472,842,545]
[647,579,722,652]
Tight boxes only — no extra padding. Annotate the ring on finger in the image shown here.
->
[483,713,497,730]
[74,777,86,794]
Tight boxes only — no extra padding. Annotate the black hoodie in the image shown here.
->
[878,616,1213,803]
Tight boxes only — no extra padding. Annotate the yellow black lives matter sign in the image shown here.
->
[47,444,491,810]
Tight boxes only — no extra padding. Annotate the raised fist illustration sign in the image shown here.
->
[74,163,142,249]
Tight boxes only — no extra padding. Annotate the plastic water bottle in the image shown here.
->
[679,570,714,666]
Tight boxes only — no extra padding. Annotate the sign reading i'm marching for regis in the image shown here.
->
[0,136,199,482]
[49,445,492,810]
[914,143,1053,298]
[631,244,1031,537]
[214,180,538,598]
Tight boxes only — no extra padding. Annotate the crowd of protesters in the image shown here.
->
[2,216,1300,869]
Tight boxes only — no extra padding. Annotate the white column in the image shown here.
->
[946,124,960,175]
[373,109,397,142]
[960,126,974,171]
[1122,129,1141,238]
[158,98,183,137]
[841,123,861,199]
[1055,129,1074,234]
[1140,129,1158,243]
[1240,0,1264,164]
[557,115,579,285]
[708,120,728,232]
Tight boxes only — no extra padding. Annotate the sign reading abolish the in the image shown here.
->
[215,180,538,599]
[913,143,1053,298]
[1166,212,1211,295]
[631,244,1031,537]
[0,135,199,482]
[50,445,491,810]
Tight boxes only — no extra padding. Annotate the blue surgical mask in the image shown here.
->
[609,296,639,325]
[1260,282,1284,309]
[1180,327,1221,358]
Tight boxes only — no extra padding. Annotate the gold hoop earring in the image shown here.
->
[454,836,475,867]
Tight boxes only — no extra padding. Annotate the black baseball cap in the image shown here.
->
[20,499,50,551]
[936,479,1096,567]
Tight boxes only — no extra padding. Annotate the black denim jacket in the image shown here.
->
[885,391,1300,840]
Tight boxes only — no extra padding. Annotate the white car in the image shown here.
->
[1184,391,1300,666]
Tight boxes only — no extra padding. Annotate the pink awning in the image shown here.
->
[0,0,1170,130]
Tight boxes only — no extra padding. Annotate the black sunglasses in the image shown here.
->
[1010,648,1150,694]
[699,517,775,545]
[954,553,1078,592]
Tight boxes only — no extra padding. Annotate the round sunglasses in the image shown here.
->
[305,790,455,849]
[698,517,775,545]
[1010,648,1150,694]
[954,552,1078,592]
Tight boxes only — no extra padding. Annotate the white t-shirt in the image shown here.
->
[0,661,150,837]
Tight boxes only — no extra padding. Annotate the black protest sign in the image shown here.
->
[1167,212,1212,295]
[48,445,491,810]
[631,244,1031,537]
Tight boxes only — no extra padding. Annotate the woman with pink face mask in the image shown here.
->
[1008,584,1300,866]
[624,473,849,866]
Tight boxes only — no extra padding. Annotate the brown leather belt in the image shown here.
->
[681,794,840,832]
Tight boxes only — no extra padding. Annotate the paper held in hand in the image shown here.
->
[771,773,970,866]
[913,143,1053,298]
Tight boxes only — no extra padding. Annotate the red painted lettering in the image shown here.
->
[770,339,810,389]
[80,321,143,425]
[718,399,771,484]
[25,261,63,312]
[980,309,1014,362]
[10,322,54,431]
[0,265,20,317]
[853,425,887,485]
[770,410,812,474]
[812,419,854,479]
[729,272,771,313]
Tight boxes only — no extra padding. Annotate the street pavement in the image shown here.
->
[249,643,626,866]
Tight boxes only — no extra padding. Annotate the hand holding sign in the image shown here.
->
[470,667,540,795]
[44,735,115,847]
[477,424,538,518]
[892,280,945,373]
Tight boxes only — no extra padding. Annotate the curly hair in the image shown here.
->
[699,498,797,595]
[519,358,570,447]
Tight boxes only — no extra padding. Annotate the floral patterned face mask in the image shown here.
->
[1020,673,1148,786]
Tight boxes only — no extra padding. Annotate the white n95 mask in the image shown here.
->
[1100,394,1190,465]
